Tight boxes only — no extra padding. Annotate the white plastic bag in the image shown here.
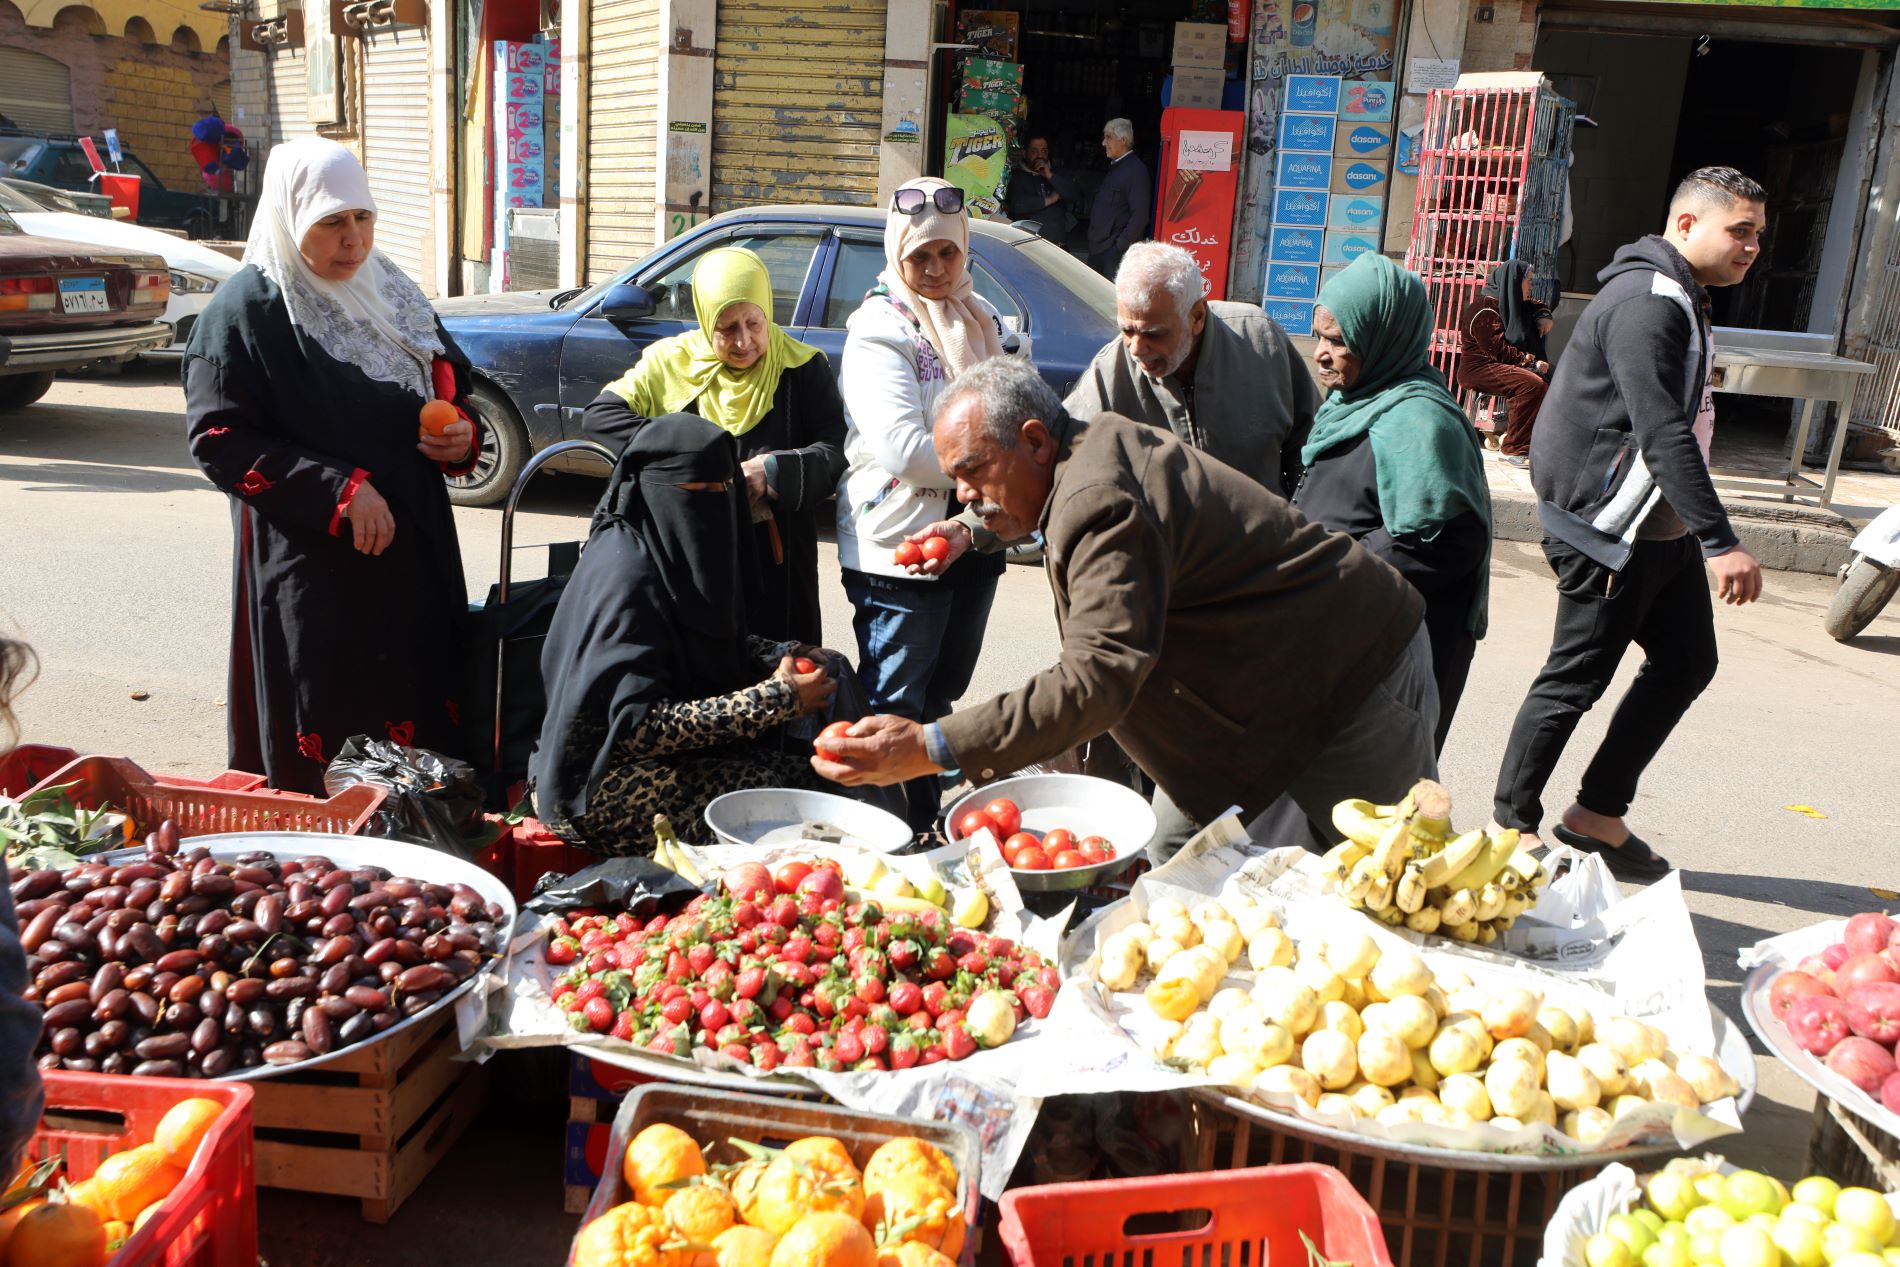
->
[1528,844,1622,928]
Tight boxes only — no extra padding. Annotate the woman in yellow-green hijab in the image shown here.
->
[585,247,847,644]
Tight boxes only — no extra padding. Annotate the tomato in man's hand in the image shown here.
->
[958,810,1000,840]
[814,720,855,759]
[985,799,1022,838]
[893,541,924,568]
[793,657,818,674]
[920,535,952,563]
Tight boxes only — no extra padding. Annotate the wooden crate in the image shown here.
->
[247,1008,489,1223]
[1806,1096,1900,1192]
[1188,1097,1599,1267]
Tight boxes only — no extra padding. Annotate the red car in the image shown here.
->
[0,204,171,409]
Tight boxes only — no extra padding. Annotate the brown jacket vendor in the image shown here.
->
[811,357,1441,843]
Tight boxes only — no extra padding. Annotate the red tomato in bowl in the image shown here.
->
[1041,828,1075,856]
[1079,835,1113,862]
[1001,832,1040,866]
[921,535,952,562]
[985,799,1022,837]
[958,810,1000,840]
[1013,846,1050,871]
[1051,850,1088,869]
[814,720,854,759]
[893,541,924,568]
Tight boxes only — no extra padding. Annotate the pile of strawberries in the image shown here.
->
[542,859,1057,1073]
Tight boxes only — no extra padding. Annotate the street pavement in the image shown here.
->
[4,366,1900,1260]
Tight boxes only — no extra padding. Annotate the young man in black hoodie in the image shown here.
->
[1490,167,1766,881]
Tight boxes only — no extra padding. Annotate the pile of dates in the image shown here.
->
[16,827,506,1077]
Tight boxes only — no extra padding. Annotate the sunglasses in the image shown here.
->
[891,186,965,216]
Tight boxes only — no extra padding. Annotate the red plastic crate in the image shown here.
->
[0,744,81,796]
[27,755,386,837]
[27,1071,257,1267]
[998,1163,1395,1267]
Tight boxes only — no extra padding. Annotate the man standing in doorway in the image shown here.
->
[1089,119,1150,278]
[1006,134,1079,247]
[1491,166,1767,881]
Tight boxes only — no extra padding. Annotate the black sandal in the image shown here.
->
[1550,824,1672,882]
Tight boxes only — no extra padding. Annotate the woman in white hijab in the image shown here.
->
[832,176,1029,831]
[184,138,479,793]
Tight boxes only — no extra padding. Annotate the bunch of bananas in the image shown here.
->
[1320,780,1549,945]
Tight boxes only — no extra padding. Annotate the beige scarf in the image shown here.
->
[879,178,1004,377]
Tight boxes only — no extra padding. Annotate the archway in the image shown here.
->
[169,24,201,53]
[124,15,155,43]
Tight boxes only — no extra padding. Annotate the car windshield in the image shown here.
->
[0,182,48,214]
[1015,237,1118,325]
[0,207,19,235]
[0,139,45,173]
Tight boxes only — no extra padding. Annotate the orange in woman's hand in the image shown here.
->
[419,399,458,437]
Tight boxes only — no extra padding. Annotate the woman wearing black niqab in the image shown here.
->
[530,415,835,853]
[1455,259,1553,466]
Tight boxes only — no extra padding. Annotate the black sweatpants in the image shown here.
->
[1493,535,1718,832]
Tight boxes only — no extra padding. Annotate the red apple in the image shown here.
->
[1845,982,1900,1045]
[1826,1035,1898,1093]
[1787,994,1854,1056]
[1846,913,1899,958]
[1772,970,1834,1019]
[1882,1070,1900,1115]
[1839,953,1900,997]
[723,861,775,904]
[1824,943,1853,971]
[1796,956,1839,993]
[797,867,845,904]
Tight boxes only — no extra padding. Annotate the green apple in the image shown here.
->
[1824,1222,1882,1265]
[1724,1172,1786,1221]
[1689,1232,1726,1265]
[1796,1179,1843,1218]
[1661,1224,1694,1248]
[1880,1250,1900,1267]
[1645,1242,1694,1267]
[1831,1255,1887,1267]
[1685,1207,1737,1238]
[1651,1173,1706,1223]
[1835,1191,1897,1246]
[1587,1233,1635,1267]
[1786,1207,1832,1231]
[1611,1213,1660,1257]
[1750,1214,1783,1235]
[1721,1224,1782,1267]
[1778,1217,1829,1267]
[1695,1174,1730,1208]
[1637,1212,1669,1235]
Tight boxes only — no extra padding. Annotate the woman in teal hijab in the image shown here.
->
[1293,252,1492,754]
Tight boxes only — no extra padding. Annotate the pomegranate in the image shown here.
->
[1823,943,1853,971]
[1846,913,1899,958]
[1882,1070,1900,1115]
[1825,1035,1898,1093]
[1845,982,1900,1045]
[1771,970,1834,1019]
[1838,953,1900,997]
[796,867,845,904]
[1786,994,1854,1056]
[723,862,775,905]
[1795,956,1838,992]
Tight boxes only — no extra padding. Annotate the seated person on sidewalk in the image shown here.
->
[810,356,1440,855]
[1066,241,1319,497]
[1455,260,1551,467]
[528,415,836,854]
[1296,253,1492,756]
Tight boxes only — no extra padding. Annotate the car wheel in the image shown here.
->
[0,373,56,410]
[446,382,529,508]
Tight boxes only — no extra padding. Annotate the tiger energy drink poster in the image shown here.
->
[945,114,1010,219]
[1231,0,1399,306]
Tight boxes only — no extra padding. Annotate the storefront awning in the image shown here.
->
[1541,0,1900,46]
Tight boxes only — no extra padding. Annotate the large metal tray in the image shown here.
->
[91,830,518,1083]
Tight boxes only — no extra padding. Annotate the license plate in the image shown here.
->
[58,277,109,314]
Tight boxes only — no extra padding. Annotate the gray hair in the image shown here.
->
[1116,242,1206,316]
[930,356,1063,448]
[1105,118,1134,144]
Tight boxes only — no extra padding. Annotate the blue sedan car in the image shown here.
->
[434,204,1119,505]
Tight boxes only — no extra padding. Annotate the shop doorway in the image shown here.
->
[1535,26,1865,333]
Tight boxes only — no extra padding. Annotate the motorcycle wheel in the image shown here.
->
[1824,556,1900,641]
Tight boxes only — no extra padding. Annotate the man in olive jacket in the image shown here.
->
[812,358,1438,842]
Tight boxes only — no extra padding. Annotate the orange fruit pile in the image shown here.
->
[575,1130,963,1267]
[0,1095,225,1267]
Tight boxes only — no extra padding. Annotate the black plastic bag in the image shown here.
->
[324,736,486,859]
[524,855,703,916]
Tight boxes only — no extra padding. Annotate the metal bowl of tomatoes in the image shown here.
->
[943,773,1157,892]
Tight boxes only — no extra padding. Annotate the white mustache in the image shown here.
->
[973,501,1004,517]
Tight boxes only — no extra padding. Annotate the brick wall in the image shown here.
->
[1461,0,1539,73]
[0,0,229,192]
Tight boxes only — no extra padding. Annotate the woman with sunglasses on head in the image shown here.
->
[834,177,1028,834]
[583,247,847,646]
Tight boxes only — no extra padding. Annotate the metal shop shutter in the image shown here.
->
[362,26,435,294]
[712,0,886,211]
[587,0,662,282]
[262,45,314,154]
[0,49,76,135]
